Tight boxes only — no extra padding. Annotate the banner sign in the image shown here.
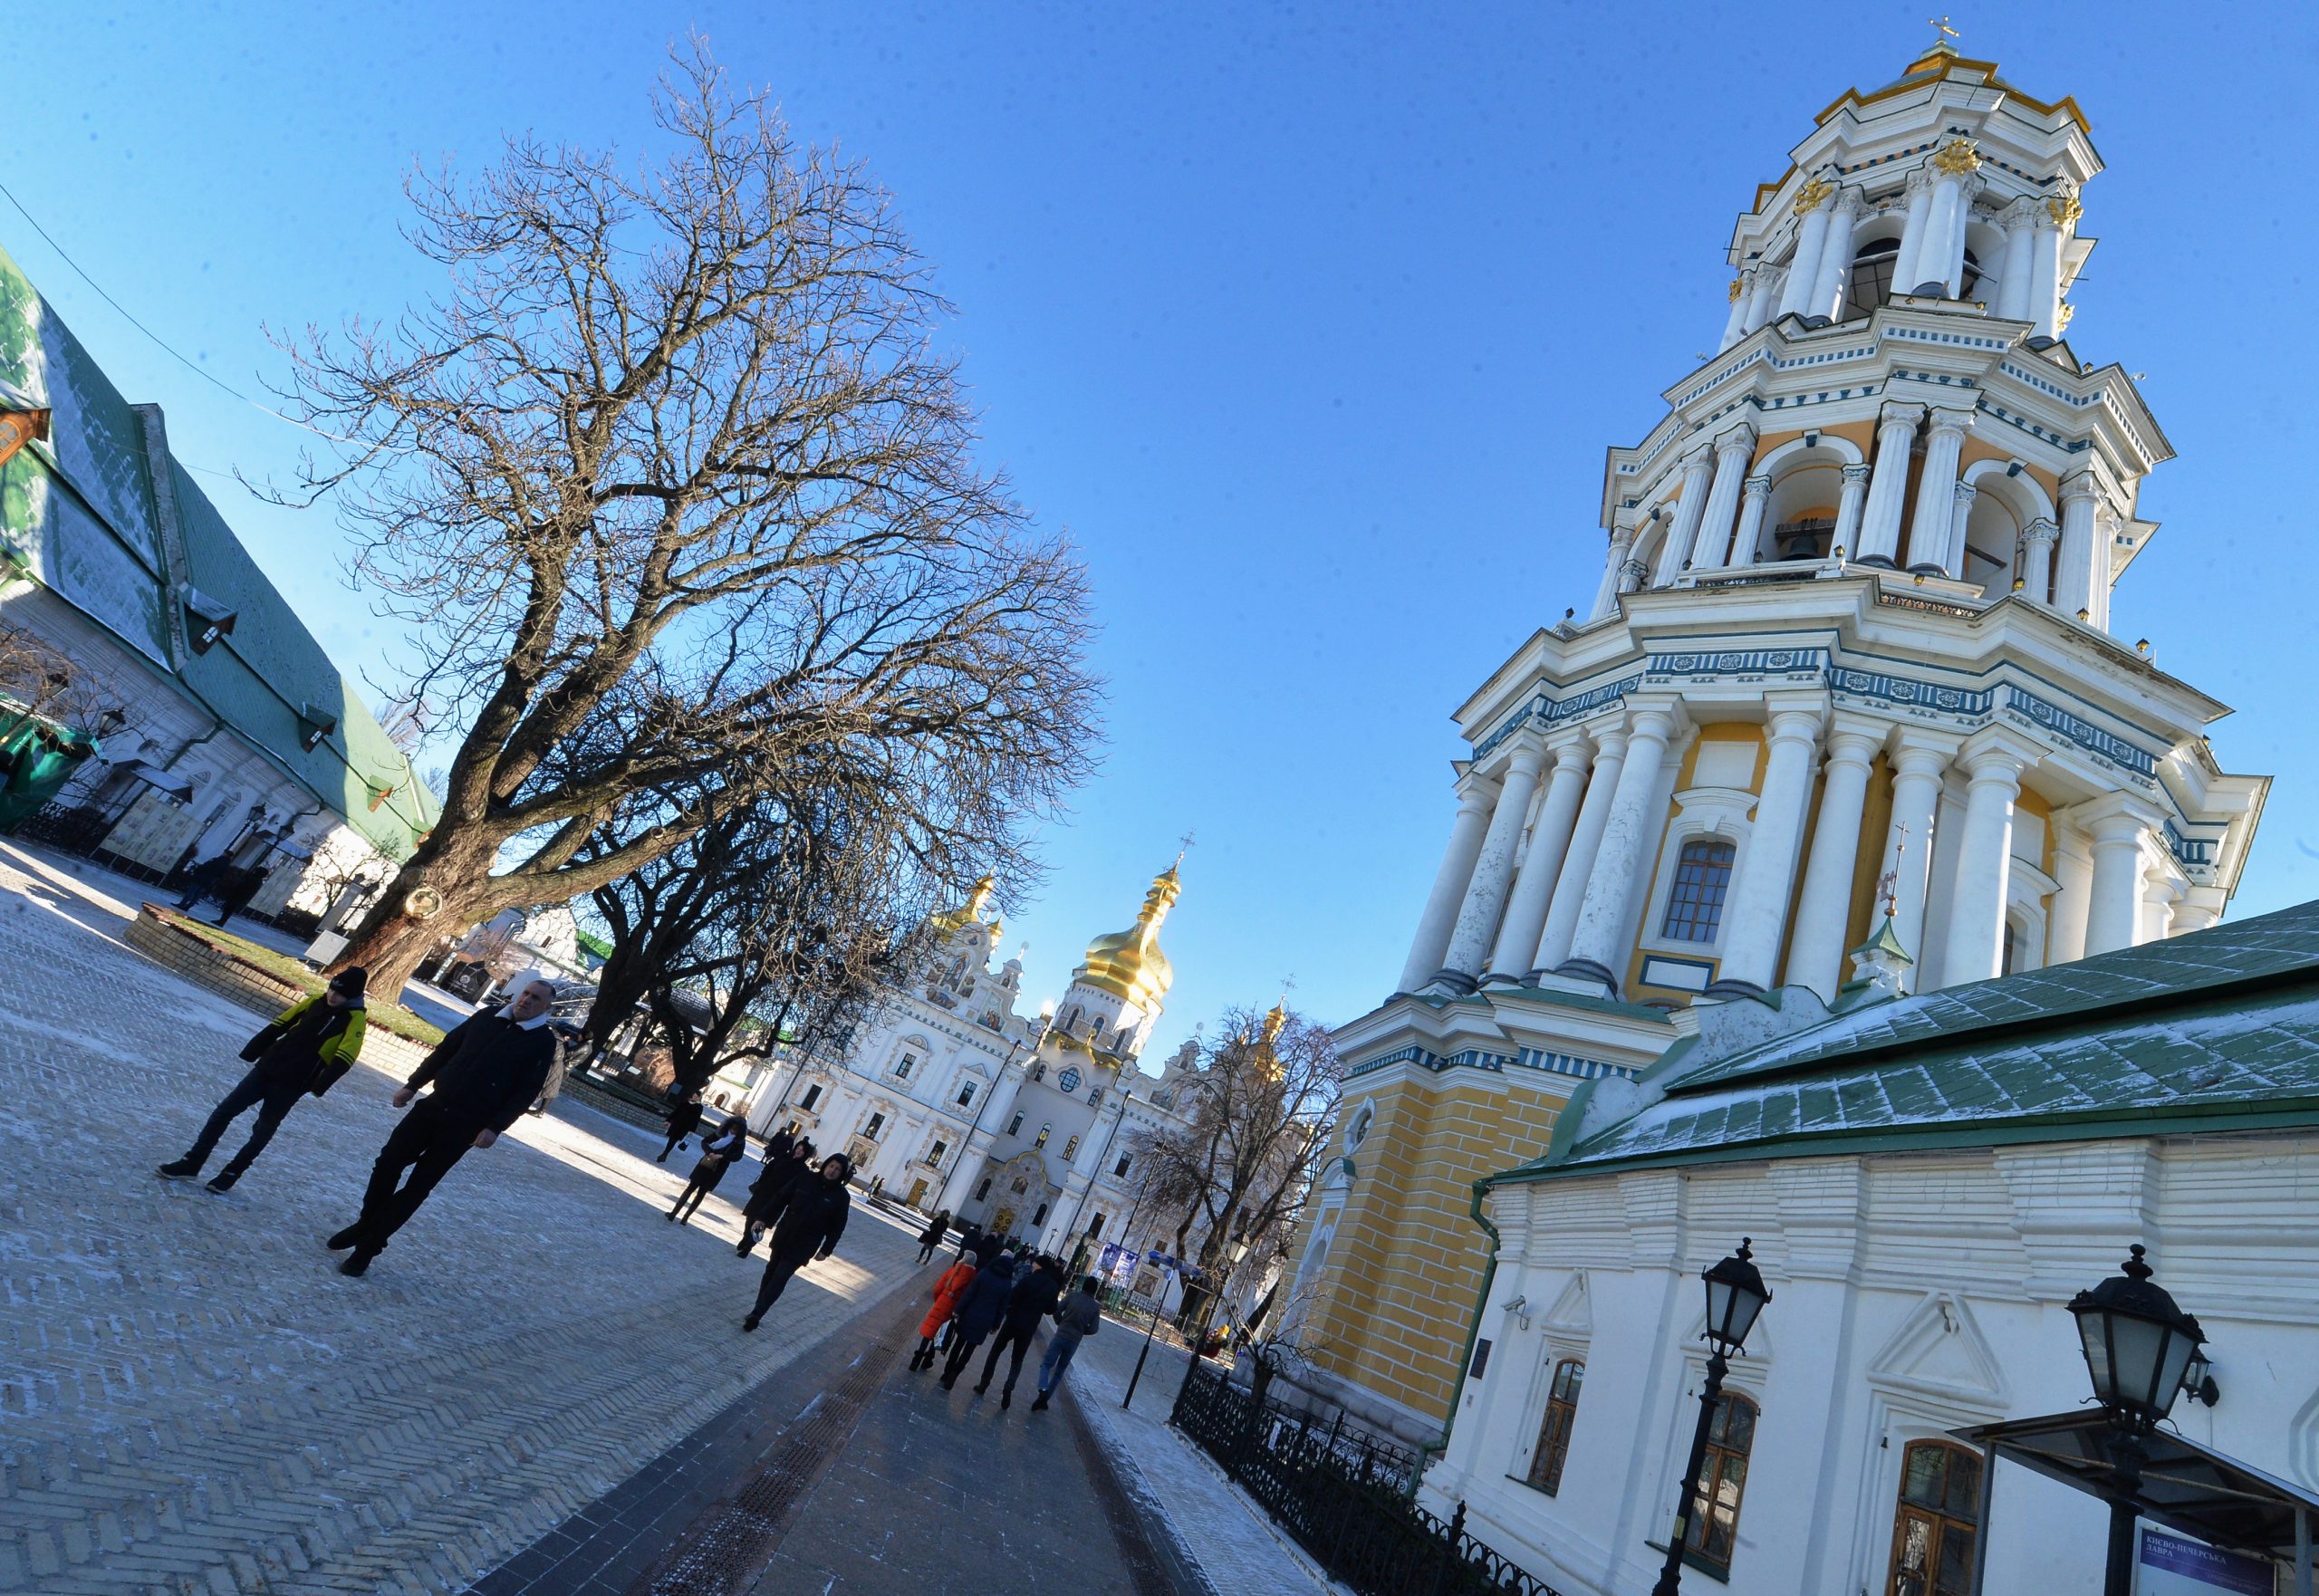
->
[2138,1528,2273,1596]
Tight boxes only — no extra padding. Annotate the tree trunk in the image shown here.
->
[326,832,509,1003]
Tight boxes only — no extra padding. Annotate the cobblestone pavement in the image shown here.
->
[1071,1316,1344,1596]
[0,844,924,1596]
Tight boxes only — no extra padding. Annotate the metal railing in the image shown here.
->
[1171,1360,1558,1596]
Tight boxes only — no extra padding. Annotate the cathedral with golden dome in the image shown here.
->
[718,860,1206,1264]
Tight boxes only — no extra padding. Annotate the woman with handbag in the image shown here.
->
[158,968,369,1194]
[669,1113,750,1225]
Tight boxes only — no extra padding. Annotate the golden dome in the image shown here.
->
[1076,864,1181,1012]
[929,874,996,935]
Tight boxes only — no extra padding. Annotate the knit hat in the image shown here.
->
[328,966,368,998]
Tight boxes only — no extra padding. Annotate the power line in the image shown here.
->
[0,178,370,449]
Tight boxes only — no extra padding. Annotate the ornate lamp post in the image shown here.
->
[1650,1238,1772,1596]
[2067,1245,2206,1596]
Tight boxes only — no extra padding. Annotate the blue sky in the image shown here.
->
[12,2,2316,1065]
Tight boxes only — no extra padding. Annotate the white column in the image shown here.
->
[1881,735,1952,989]
[1653,449,1718,585]
[1807,189,1862,323]
[1718,271,1754,352]
[2171,893,2222,936]
[2053,474,2102,622]
[1743,265,1785,334]
[2089,509,2119,632]
[1891,168,1938,297]
[1398,784,1495,992]
[1856,403,1924,567]
[1997,200,2037,320]
[2048,822,2094,965]
[1531,726,1630,976]
[1904,409,1974,572]
[2018,517,2058,603]
[1939,732,2035,986]
[1832,462,1872,559]
[1557,704,1682,990]
[1708,702,1824,995]
[2032,189,2079,344]
[1486,736,1592,984]
[1591,521,1639,620]
[1784,720,1883,998]
[1695,425,1758,572]
[1434,742,1546,989]
[1777,183,1836,321]
[1942,478,1978,582]
[1727,475,1773,567]
[2142,869,2182,946]
[2083,804,2154,957]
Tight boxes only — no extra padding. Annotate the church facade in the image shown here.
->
[1285,42,2270,1451]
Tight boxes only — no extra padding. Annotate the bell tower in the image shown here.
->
[1287,42,2272,1448]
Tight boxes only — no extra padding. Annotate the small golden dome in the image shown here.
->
[1077,864,1181,1012]
[929,875,996,935]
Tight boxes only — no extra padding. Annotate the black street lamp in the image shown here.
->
[2067,1245,2206,1596]
[1650,1238,1772,1596]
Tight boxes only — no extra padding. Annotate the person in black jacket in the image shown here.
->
[763,1121,797,1163]
[669,1114,749,1225]
[940,1252,1017,1389]
[740,1153,852,1332]
[977,1255,1064,1408]
[159,968,369,1193]
[657,1090,705,1164]
[913,1209,952,1265]
[325,972,561,1277]
[736,1138,815,1256]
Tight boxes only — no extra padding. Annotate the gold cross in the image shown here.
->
[1881,824,1910,918]
[1175,829,1198,869]
[1929,14,1959,43]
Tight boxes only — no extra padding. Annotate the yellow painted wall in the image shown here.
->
[1301,1070,1569,1423]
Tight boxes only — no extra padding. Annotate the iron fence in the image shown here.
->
[1171,1360,1558,1596]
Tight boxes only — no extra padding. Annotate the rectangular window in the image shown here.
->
[1682,1392,1756,1577]
[1660,838,1737,943]
[929,1139,948,1165]
[1006,1112,1025,1137]
[864,1112,885,1139]
[957,1082,977,1108]
[1113,1153,1132,1178]
[896,1053,916,1078]
[1525,1359,1584,1495]
[1063,1135,1081,1159]
[799,1084,822,1110]
[1885,1440,1982,1596]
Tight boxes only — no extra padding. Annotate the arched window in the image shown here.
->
[975,1177,993,1201]
[1681,1391,1756,1578]
[1030,1062,1046,1083]
[1661,840,1737,943]
[1034,1122,1053,1149]
[1032,1202,1049,1227]
[1006,1112,1025,1137]
[1063,1135,1081,1159]
[1525,1359,1584,1495]
[1886,1440,1982,1596]
[1843,236,1900,321]
[2000,919,2018,977]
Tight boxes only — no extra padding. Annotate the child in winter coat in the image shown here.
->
[909,1254,978,1370]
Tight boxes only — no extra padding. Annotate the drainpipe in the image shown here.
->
[1410,1172,1504,1499]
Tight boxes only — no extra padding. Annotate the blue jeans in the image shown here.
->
[186,1068,303,1174]
[1038,1331,1084,1395]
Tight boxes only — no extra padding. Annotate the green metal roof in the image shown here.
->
[1499,899,2319,1184]
[0,240,437,860]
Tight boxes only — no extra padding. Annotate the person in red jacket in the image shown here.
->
[909,1253,979,1371]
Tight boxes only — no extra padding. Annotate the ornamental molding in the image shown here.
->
[1930,137,1982,178]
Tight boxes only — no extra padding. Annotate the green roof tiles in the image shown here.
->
[1500,900,2319,1184]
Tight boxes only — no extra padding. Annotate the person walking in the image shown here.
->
[324,972,560,1277]
[657,1090,705,1164]
[913,1208,951,1265]
[977,1255,1064,1408]
[736,1138,815,1257]
[909,1251,978,1370]
[1029,1274,1103,1411]
[740,1153,852,1332]
[669,1113,748,1225]
[158,968,369,1193]
[762,1120,797,1164]
[966,1225,1005,1267]
[939,1251,1016,1389]
[173,854,234,922]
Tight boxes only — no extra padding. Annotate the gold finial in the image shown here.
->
[2055,303,2076,332]
[1931,137,1981,178]
[1795,177,1833,216]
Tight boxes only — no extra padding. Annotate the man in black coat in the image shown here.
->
[977,1255,1064,1408]
[326,972,561,1276]
[657,1090,705,1164]
[741,1153,852,1331]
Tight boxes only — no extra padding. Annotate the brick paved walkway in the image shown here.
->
[0,845,923,1596]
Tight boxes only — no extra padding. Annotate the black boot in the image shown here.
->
[157,1158,201,1179]
[339,1247,377,1277]
[204,1168,241,1194]
[1030,1393,1050,1411]
[325,1224,365,1250]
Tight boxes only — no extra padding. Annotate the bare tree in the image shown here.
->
[1128,1004,1343,1283]
[0,620,122,739]
[277,43,1098,997]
